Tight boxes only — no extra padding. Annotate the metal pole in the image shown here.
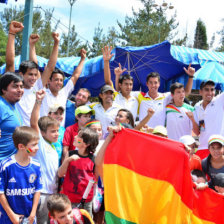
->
[21,0,33,62]
[67,0,77,57]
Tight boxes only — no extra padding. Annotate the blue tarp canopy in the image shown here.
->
[1,41,224,96]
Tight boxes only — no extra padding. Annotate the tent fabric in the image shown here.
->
[0,55,48,74]
[103,128,224,224]
[171,45,224,66]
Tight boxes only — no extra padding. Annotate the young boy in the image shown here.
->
[214,173,224,195]
[47,194,94,224]
[191,169,208,190]
[62,105,93,159]
[48,104,66,165]
[30,90,59,224]
[0,126,42,224]
[58,127,99,216]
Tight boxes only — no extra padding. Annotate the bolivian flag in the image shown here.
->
[103,129,224,224]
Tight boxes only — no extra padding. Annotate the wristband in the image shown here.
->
[9,32,16,36]
[188,75,194,78]
[36,100,42,104]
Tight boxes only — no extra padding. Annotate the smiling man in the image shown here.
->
[40,49,87,127]
[194,80,224,159]
[165,82,198,141]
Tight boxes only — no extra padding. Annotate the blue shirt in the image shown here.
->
[53,126,65,165]
[64,100,76,128]
[0,96,23,161]
[0,155,42,223]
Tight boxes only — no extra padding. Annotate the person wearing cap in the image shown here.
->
[193,80,224,159]
[90,85,120,137]
[48,104,66,165]
[201,135,224,189]
[214,173,224,195]
[62,105,93,161]
[179,135,202,171]
[152,125,168,138]
[165,82,198,141]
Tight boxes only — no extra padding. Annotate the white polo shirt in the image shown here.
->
[90,102,120,137]
[138,92,171,128]
[34,135,58,194]
[194,92,224,150]
[40,79,74,127]
[114,91,139,121]
[166,103,194,141]
[16,78,43,126]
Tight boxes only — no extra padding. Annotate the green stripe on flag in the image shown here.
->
[105,211,136,224]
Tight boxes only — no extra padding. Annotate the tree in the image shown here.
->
[193,19,208,50]
[60,25,82,57]
[0,23,7,66]
[217,19,224,52]
[89,23,107,58]
[117,0,179,46]
[0,6,59,58]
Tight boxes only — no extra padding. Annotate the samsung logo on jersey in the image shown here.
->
[6,187,35,196]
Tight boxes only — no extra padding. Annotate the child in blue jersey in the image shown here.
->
[0,126,42,224]
[31,90,60,224]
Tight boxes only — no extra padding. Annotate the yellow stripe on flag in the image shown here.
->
[104,164,214,224]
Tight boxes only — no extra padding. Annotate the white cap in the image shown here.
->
[179,135,197,146]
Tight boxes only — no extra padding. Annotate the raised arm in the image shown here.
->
[30,90,46,133]
[186,111,200,136]
[41,32,60,86]
[114,63,127,91]
[29,34,39,64]
[6,21,24,72]
[70,48,86,85]
[135,108,154,131]
[184,64,195,96]
[102,46,114,87]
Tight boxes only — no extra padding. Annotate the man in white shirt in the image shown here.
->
[6,21,59,126]
[40,49,87,127]
[165,82,198,141]
[194,80,224,159]
[103,46,139,121]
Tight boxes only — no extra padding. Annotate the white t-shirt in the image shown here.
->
[114,91,139,121]
[194,92,224,150]
[139,92,172,128]
[34,134,59,194]
[91,102,120,137]
[16,78,43,126]
[166,103,194,141]
[40,79,74,127]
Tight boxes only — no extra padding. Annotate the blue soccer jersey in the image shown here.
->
[0,155,42,224]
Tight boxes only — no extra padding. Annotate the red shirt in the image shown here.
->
[62,151,95,203]
[190,154,202,171]
[63,123,79,151]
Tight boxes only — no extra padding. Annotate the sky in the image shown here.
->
[0,0,224,49]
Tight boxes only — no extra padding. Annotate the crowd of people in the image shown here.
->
[0,20,223,224]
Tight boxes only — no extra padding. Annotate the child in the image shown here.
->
[48,104,66,165]
[30,90,60,224]
[191,169,208,190]
[62,105,93,160]
[214,173,224,195]
[0,126,42,224]
[58,127,99,216]
[47,194,94,224]
[201,134,224,190]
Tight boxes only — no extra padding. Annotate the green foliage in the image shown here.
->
[60,25,82,57]
[0,23,7,66]
[217,19,224,52]
[117,0,179,46]
[193,19,208,50]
